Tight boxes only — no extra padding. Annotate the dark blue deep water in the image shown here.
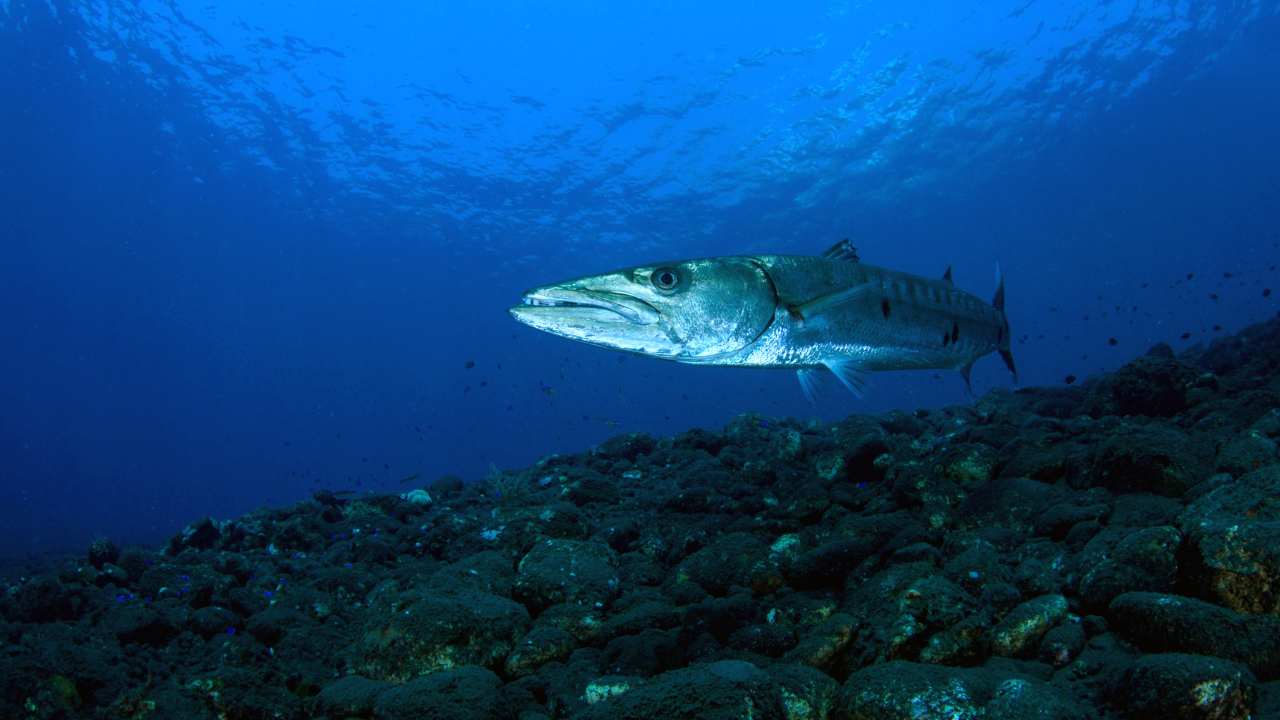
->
[2,1,1278,559]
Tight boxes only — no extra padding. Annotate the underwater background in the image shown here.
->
[5,2,1280,719]
[2,2,1279,580]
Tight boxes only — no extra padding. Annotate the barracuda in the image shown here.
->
[509,240,1017,399]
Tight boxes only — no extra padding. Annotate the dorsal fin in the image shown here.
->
[943,266,953,285]
[821,239,860,263]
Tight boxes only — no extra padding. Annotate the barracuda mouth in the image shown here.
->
[513,288,660,325]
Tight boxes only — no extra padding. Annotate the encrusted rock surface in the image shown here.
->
[5,313,1280,718]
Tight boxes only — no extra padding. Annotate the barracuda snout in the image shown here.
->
[509,258,777,359]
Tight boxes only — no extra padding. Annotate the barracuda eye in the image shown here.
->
[651,267,681,293]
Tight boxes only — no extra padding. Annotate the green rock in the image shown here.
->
[1215,431,1277,476]
[783,613,857,674]
[354,591,529,681]
[1179,465,1280,614]
[839,661,1084,720]
[316,675,390,717]
[1124,653,1257,720]
[1077,526,1181,612]
[504,625,577,678]
[371,666,501,720]
[514,539,620,612]
[991,594,1068,657]
[1109,592,1280,680]
[576,660,787,720]
[769,664,839,720]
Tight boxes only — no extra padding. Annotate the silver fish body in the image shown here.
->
[510,241,1016,396]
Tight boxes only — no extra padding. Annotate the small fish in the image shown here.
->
[398,473,421,485]
[1108,337,1118,346]
[510,240,1015,399]
[1064,374,1077,385]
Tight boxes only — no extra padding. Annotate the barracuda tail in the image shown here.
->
[993,264,1017,382]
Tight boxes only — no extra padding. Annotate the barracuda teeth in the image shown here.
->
[524,298,560,307]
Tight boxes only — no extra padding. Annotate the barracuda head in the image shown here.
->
[510,257,777,360]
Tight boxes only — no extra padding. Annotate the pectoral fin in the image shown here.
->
[797,368,822,405]
[824,357,869,398]
[796,360,870,401]
[789,283,872,322]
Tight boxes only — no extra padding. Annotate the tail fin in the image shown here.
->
[994,264,1017,383]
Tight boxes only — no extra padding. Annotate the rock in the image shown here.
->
[1082,354,1199,417]
[189,605,239,639]
[842,563,983,669]
[959,477,1064,536]
[595,432,656,461]
[104,602,179,646]
[576,660,787,720]
[429,551,517,597]
[1089,424,1212,497]
[505,625,578,678]
[11,576,79,622]
[784,612,857,674]
[1179,465,1280,614]
[1216,432,1277,476]
[838,660,1085,720]
[1109,592,1280,679]
[1109,493,1182,528]
[536,602,607,644]
[1034,502,1109,540]
[934,443,999,488]
[245,605,305,645]
[768,664,839,720]
[1037,620,1085,668]
[831,417,891,482]
[371,666,501,720]
[599,628,684,676]
[990,594,1068,657]
[355,591,529,681]
[675,532,776,597]
[316,675,390,718]
[400,488,432,505]
[1076,526,1180,612]
[783,513,908,590]
[602,598,681,639]
[168,517,222,553]
[1123,653,1257,720]
[514,539,620,613]
[87,537,120,569]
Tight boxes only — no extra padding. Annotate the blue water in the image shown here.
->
[2,0,1277,560]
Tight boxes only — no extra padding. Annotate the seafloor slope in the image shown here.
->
[6,317,1280,720]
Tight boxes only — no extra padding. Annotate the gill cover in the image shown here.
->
[652,257,777,359]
